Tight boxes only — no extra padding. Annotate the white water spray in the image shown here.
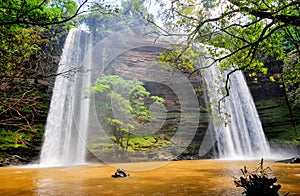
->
[39,28,270,165]
[39,29,92,166]
[202,62,271,159]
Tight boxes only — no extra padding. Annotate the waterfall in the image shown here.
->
[202,62,271,159]
[39,29,92,166]
[39,27,270,165]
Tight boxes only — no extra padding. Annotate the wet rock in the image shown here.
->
[276,157,300,163]
[0,154,30,167]
[111,168,130,178]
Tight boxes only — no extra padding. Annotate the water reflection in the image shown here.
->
[34,168,85,196]
[0,160,299,195]
[35,177,56,195]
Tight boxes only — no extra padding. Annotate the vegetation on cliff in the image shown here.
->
[0,0,86,165]
[91,75,166,152]
[0,0,299,164]
[154,0,299,109]
[80,0,152,43]
[153,0,299,142]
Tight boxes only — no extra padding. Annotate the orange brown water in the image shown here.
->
[0,160,299,195]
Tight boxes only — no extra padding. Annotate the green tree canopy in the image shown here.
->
[0,0,87,159]
[91,75,164,150]
[81,0,154,43]
[0,0,85,26]
[0,0,86,76]
[155,0,299,103]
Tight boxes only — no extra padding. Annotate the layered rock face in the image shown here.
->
[88,42,298,161]
[245,59,300,153]
[101,46,210,160]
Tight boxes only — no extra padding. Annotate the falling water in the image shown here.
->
[202,62,271,159]
[39,27,270,164]
[39,29,92,166]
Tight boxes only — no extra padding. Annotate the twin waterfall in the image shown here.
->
[39,29,270,166]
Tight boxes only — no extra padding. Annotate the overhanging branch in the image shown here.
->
[0,0,89,27]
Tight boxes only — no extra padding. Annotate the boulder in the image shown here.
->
[276,157,300,163]
[111,168,130,178]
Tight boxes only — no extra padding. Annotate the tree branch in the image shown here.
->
[237,2,300,26]
[0,0,89,27]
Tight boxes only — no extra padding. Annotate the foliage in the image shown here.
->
[0,0,86,26]
[91,75,164,150]
[0,0,82,75]
[154,0,299,106]
[103,135,167,151]
[157,46,197,73]
[0,128,30,150]
[256,99,300,142]
[282,50,300,109]
[233,159,287,196]
[0,88,50,150]
[0,0,87,162]
[0,25,46,75]
[80,0,154,43]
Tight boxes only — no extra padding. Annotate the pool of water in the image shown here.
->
[0,160,299,195]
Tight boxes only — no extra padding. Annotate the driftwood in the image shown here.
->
[233,159,289,196]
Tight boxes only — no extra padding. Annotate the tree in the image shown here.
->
[81,0,154,43]
[0,0,87,74]
[91,75,164,150]
[0,0,87,26]
[154,0,299,103]
[0,0,89,162]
